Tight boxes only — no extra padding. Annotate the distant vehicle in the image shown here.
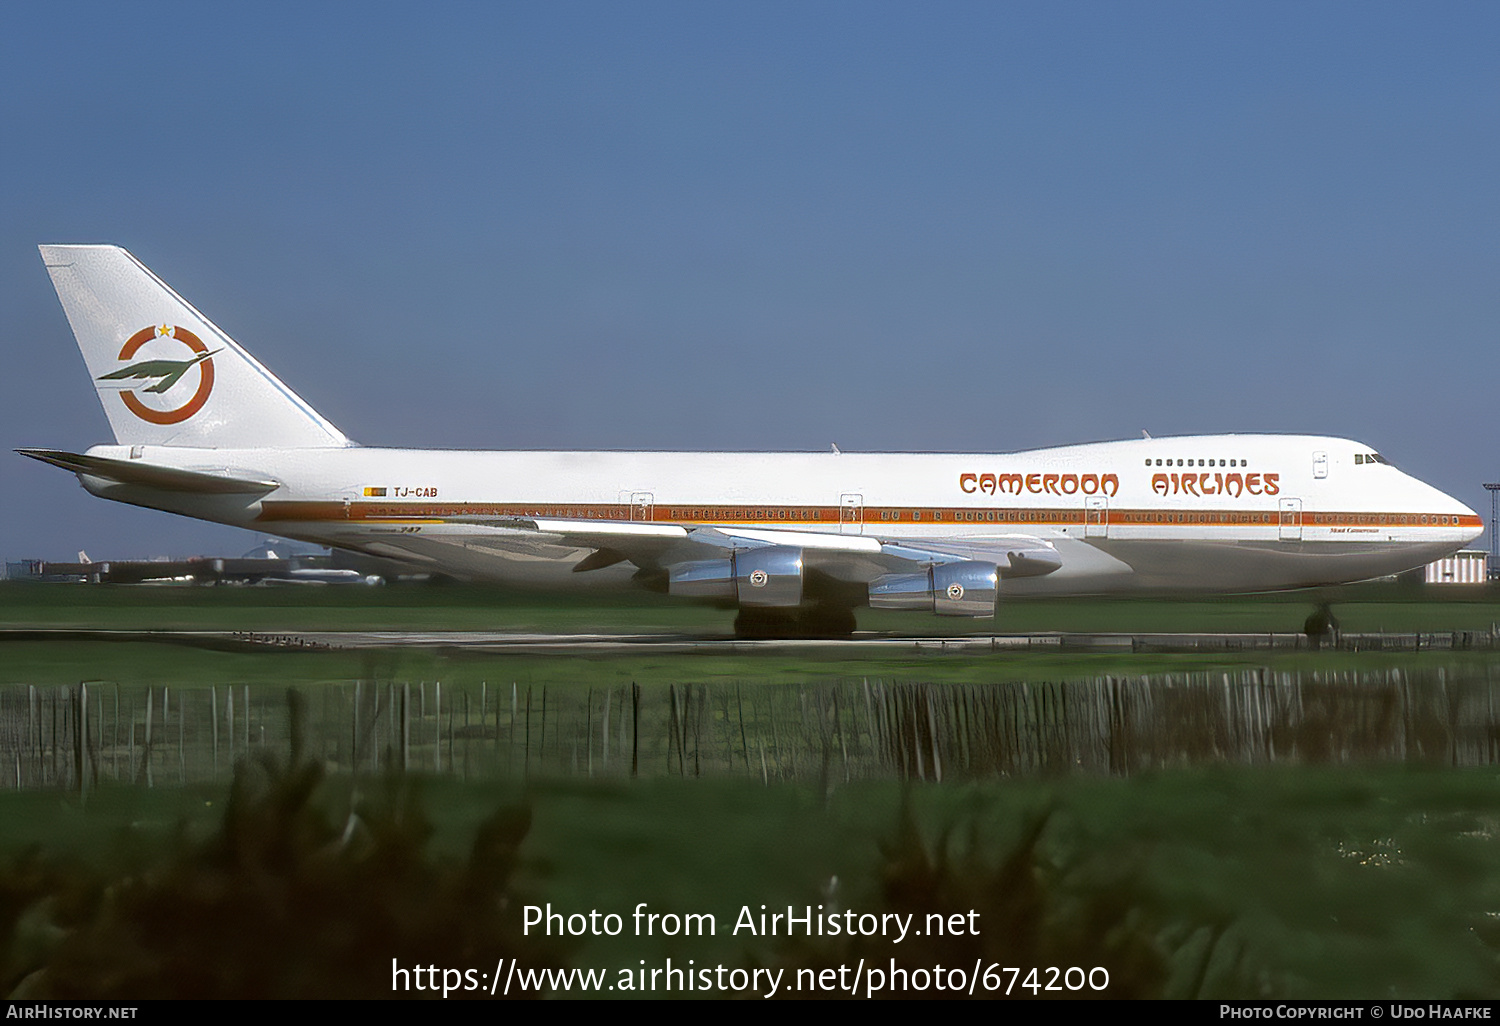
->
[18,245,1483,636]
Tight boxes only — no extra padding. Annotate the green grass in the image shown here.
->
[8,633,1500,692]
[3,766,1500,997]
[5,579,1500,636]
[5,582,1500,997]
[4,580,1500,688]
[0,581,729,633]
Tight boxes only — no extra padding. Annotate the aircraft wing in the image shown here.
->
[671,525,1061,579]
[423,513,1062,581]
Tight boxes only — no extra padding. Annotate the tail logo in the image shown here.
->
[97,325,218,425]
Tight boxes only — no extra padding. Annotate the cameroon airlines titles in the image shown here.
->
[18,245,1481,637]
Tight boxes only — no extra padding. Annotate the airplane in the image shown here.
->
[17,244,1485,637]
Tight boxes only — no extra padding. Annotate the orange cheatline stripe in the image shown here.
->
[257,501,1483,531]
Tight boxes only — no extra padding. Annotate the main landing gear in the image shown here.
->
[1303,603,1342,648]
[733,605,858,640]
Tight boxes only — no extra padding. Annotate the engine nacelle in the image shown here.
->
[733,545,804,607]
[667,546,805,608]
[868,560,998,617]
[668,558,737,600]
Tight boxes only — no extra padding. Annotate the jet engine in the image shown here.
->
[867,560,999,617]
[668,546,805,607]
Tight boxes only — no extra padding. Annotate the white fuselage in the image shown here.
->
[78,432,1482,596]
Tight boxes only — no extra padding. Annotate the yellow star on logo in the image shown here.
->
[156,324,174,338]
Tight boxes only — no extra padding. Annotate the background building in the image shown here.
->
[1425,550,1489,585]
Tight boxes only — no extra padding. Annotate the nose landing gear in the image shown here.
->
[1304,603,1341,648]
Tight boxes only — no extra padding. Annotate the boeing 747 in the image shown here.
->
[18,245,1483,636]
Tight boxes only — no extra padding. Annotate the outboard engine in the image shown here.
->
[868,560,999,617]
[668,546,805,607]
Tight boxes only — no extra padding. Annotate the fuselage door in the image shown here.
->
[622,491,654,522]
[1085,496,1108,538]
[1313,451,1328,479]
[1279,498,1303,541]
[839,493,864,535]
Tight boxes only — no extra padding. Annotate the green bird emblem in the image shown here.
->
[98,350,221,394]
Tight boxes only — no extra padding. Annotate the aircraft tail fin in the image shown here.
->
[39,245,351,449]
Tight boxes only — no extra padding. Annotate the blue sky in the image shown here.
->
[2,2,1497,559]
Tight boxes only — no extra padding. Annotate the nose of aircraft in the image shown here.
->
[1394,467,1483,545]
[1462,503,1485,546]
[1440,486,1484,545]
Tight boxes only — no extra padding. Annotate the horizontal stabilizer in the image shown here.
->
[15,448,278,495]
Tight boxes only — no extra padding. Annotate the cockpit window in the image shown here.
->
[1355,452,1391,466]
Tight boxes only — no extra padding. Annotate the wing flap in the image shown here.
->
[879,536,1063,579]
[444,514,689,545]
[690,525,884,553]
[438,515,691,572]
[699,526,1061,579]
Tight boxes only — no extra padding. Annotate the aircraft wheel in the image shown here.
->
[733,607,856,639]
[797,606,857,639]
[1303,604,1341,647]
[734,609,797,639]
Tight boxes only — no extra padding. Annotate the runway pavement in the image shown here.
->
[3,627,1492,653]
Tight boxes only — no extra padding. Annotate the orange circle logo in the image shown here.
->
[103,325,217,425]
